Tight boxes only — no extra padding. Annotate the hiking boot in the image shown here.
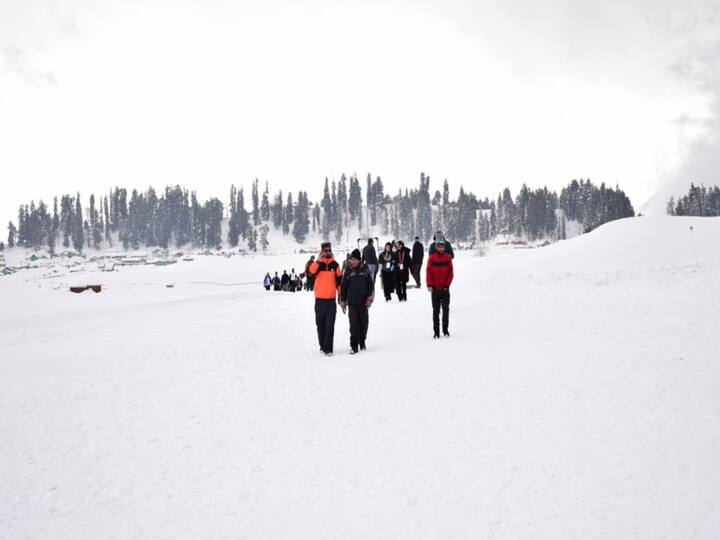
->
[443,331,450,338]
[359,341,366,351]
[433,332,440,339]
[350,348,358,355]
[325,351,334,357]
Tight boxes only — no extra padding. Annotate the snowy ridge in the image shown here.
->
[1,216,718,539]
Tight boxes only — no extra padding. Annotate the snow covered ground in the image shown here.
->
[1,216,719,539]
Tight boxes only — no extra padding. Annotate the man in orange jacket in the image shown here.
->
[308,241,343,356]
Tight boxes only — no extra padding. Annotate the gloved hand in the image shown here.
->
[340,301,347,314]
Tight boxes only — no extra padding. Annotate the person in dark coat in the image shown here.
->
[411,236,424,288]
[426,240,454,338]
[304,256,316,291]
[281,270,290,291]
[273,272,281,291]
[379,242,397,301]
[394,240,412,302]
[339,249,375,354]
[428,230,455,259]
[289,268,298,292]
[362,239,378,282]
[263,272,272,291]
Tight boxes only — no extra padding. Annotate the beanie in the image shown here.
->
[350,249,361,260]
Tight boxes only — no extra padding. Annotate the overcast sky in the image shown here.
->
[1,0,719,230]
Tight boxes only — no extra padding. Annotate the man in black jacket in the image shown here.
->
[362,239,378,282]
[395,240,412,302]
[411,236,424,288]
[281,270,290,291]
[340,249,375,354]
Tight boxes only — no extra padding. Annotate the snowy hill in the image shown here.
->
[1,216,718,539]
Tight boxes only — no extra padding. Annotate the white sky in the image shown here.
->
[1,0,719,229]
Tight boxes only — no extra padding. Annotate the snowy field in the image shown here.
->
[1,216,719,539]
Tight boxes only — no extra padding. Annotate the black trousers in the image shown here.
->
[381,272,396,300]
[431,288,450,334]
[411,263,422,287]
[348,305,369,349]
[395,273,408,301]
[315,299,337,353]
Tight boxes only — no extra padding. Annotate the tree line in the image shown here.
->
[4,174,635,253]
[666,183,720,217]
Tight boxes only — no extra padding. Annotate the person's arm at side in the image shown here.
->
[426,255,434,291]
[366,273,375,306]
[335,264,343,301]
[447,257,454,288]
[339,272,348,312]
[309,256,320,275]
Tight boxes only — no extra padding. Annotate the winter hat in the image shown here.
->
[321,242,332,250]
[350,249,361,260]
[436,239,446,246]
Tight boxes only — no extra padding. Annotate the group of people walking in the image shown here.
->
[263,269,303,292]
[304,232,455,356]
[262,232,455,354]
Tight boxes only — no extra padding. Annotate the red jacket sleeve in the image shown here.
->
[426,255,434,288]
[447,258,454,288]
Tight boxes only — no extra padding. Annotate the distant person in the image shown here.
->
[362,239,378,282]
[273,272,281,291]
[281,270,290,291]
[263,272,272,291]
[304,255,316,291]
[296,275,303,291]
[428,231,455,259]
[308,242,343,356]
[379,242,398,301]
[342,253,351,274]
[426,240,454,338]
[411,236,424,288]
[289,268,298,292]
[339,249,374,354]
[395,240,411,302]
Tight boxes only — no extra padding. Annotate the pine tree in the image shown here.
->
[7,221,17,248]
[348,174,362,224]
[416,172,432,241]
[72,193,84,252]
[293,191,310,243]
[283,192,293,236]
[260,224,270,251]
[366,174,375,226]
[90,194,102,249]
[103,196,112,246]
[252,179,260,225]
[237,187,249,240]
[321,178,331,237]
[247,226,258,252]
[48,197,59,255]
[271,190,283,229]
[228,184,239,247]
[261,181,271,222]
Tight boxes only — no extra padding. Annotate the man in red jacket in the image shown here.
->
[426,240,454,338]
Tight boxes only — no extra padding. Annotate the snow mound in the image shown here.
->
[482,215,720,276]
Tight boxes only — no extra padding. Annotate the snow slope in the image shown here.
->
[1,216,719,539]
